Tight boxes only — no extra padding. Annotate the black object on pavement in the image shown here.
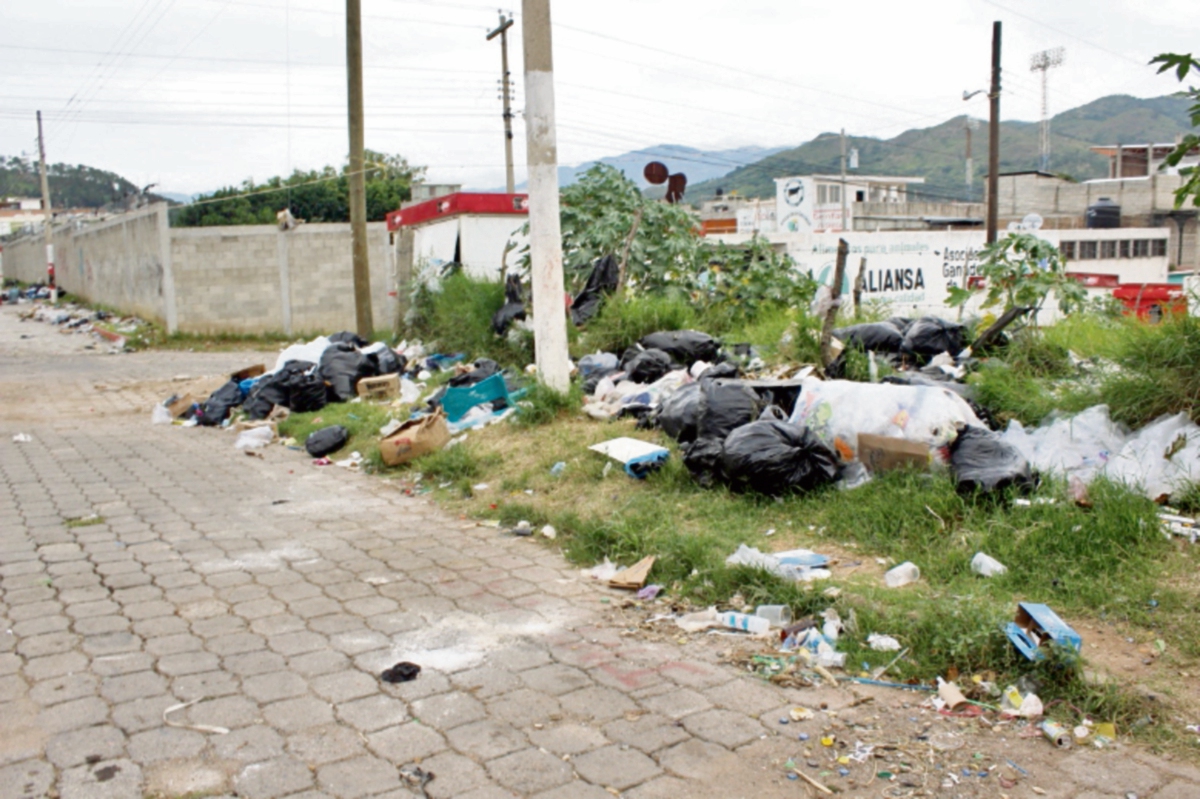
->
[197,380,243,426]
[381,661,422,683]
[305,425,349,457]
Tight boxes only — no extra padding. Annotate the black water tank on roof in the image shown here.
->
[1086,197,1121,228]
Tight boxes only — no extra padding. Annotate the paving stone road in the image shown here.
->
[2,304,1199,799]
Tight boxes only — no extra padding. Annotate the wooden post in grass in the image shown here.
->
[615,207,643,296]
[820,238,849,368]
[853,256,866,319]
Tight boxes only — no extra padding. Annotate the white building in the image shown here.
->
[775,175,924,235]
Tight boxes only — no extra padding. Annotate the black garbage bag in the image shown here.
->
[949,426,1035,494]
[581,369,619,396]
[832,322,905,353]
[900,317,967,362]
[492,273,527,335]
[449,358,501,388]
[622,349,673,384]
[696,378,763,441]
[306,425,349,457]
[681,437,725,487]
[329,331,368,347]
[244,361,324,419]
[658,382,702,443]
[197,380,243,426]
[367,346,405,376]
[288,370,329,413]
[319,343,378,402]
[570,254,620,326]
[720,420,839,495]
[698,362,739,380]
[638,330,720,367]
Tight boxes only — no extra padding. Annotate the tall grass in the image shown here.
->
[1101,312,1200,426]
[408,273,534,366]
[578,292,699,355]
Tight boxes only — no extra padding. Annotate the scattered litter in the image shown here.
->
[675,608,722,633]
[512,521,532,536]
[334,451,363,470]
[725,544,832,582]
[884,561,920,587]
[719,611,770,634]
[1006,602,1082,661]
[381,661,421,683]
[379,412,450,466]
[588,437,670,478]
[399,763,435,798]
[610,555,656,590]
[636,584,662,600]
[867,633,901,652]
[12,433,32,443]
[234,426,275,450]
[583,558,619,582]
[970,551,1007,577]
[305,425,349,458]
[151,404,172,425]
[1040,719,1073,749]
[1160,512,1199,543]
[755,604,792,628]
[162,698,230,735]
[550,461,566,477]
[472,483,490,491]
[540,524,557,539]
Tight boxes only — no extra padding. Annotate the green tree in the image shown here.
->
[1151,53,1200,208]
[946,232,1086,322]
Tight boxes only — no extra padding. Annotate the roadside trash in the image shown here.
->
[1160,512,1199,544]
[197,379,243,426]
[541,525,557,539]
[725,544,832,582]
[833,321,905,354]
[379,411,450,466]
[857,433,930,473]
[719,420,839,495]
[936,678,968,709]
[638,330,721,367]
[245,360,327,419]
[162,698,230,735]
[11,433,32,443]
[1040,720,1073,749]
[570,254,620,326]
[1074,725,1090,741]
[235,427,275,450]
[305,425,349,457]
[583,558,619,581]
[676,608,722,632]
[1006,602,1082,661]
[320,342,376,402]
[755,604,793,628]
[820,608,843,641]
[884,562,920,587]
[550,461,566,477]
[949,426,1035,494]
[657,382,702,443]
[900,317,967,362]
[971,552,1008,577]
[588,437,670,478]
[578,351,619,378]
[357,374,400,400]
[621,348,673,384]
[381,661,421,683]
[334,451,363,470]
[1103,412,1200,501]
[379,418,404,438]
[1000,685,1044,717]
[151,404,172,425]
[789,707,815,721]
[513,520,532,536]
[492,272,527,335]
[637,584,662,600]
[868,633,901,652]
[719,611,771,635]
[312,457,332,466]
[610,555,656,590]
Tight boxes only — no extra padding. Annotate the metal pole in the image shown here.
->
[346,0,373,338]
[487,14,516,194]
[987,21,1002,244]
[521,0,570,392]
[36,111,55,298]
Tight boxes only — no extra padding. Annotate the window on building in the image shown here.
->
[1079,241,1098,259]
[817,184,828,204]
[1119,240,1131,258]
[1133,239,1150,257]
[856,190,865,202]
[1060,241,1076,260]
[829,184,841,204]
[1152,239,1167,257]
[1100,240,1117,259]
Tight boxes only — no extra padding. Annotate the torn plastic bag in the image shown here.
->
[244,360,325,419]
[622,349,673,384]
[449,358,501,388]
[720,420,839,495]
[900,317,967,362]
[570,254,620,326]
[492,273,527,335]
[949,425,1035,494]
[696,379,763,441]
[882,372,974,401]
[1102,413,1200,501]
[362,342,404,376]
[328,331,368,347]
[832,322,905,353]
[582,369,619,396]
[319,343,377,402]
[1000,405,1128,484]
[197,380,243,426]
[305,425,349,457]
[638,330,721,367]
[578,352,619,378]
[698,362,739,380]
[658,381,702,443]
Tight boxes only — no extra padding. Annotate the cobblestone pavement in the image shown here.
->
[2,305,1199,799]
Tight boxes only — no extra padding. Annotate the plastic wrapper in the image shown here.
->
[1103,413,1200,501]
[638,330,720,367]
[900,317,966,361]
[720,420,839,495]
[1000,405,1127,483]
[234,426,275,450]
[305,425,349,457]
[570,254,620,326]
[448,358,501,388]
[832,321,904,353]
[271,335,331,374]
[948,425,1035,494]
[492,273,527,335]
[789,377,981,462]
[578,352,619,378]
[328,330,368,347]
[151,404,172,425]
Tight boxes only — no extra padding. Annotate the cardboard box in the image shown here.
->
[1005,602,1082,661]
[857,433,930,473]
[167,394,196,418]
[357,374,400,400]
[231,363,266,382]
[379,412,450,466]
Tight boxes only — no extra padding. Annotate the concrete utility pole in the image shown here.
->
[964,119,974,190]
[487,13,516,194]
[36,111,55,297]
[520,0,570,392]
[986,20,1002,245]
[346,0,373,338]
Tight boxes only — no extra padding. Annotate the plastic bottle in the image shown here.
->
[884,562,920,587]
[718,611,771,635]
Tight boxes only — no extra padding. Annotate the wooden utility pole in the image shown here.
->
[986,21,1002,244]
[346,0,373,338]
[487,13,516,194]
[521,0,570,392]
[820,239,850,368]
[36,111,55,297]
[839,128,848,232]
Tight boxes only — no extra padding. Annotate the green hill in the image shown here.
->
[0,156,167,209]
[688,94,1195,203]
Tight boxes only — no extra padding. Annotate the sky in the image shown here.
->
[3,0,1197,198]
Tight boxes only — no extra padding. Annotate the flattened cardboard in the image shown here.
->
[357,373,400,400]
[1005,602,1082,661]
[609,555,656,590]
[857,433,930,473]
[167,394,196,418]
[379,411,450,466]
[231,364,266,382]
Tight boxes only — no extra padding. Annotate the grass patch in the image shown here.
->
[276,401,398,469]
[578,292,699,356]
[513,380,584,427]
[1100,311,1200,427]
[64,515,104,528]
[408,273,534,367]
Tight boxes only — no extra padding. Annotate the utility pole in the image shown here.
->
[521,0,570,392]
[964,119,974,191]
[839,128,848,232]
[487,13,516,194]
[986,21,1002,245]
[36,111,56,299]
[346,0,373,339]
[1030,47,1064,173]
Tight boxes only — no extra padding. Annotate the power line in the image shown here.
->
[975,0,1146,66]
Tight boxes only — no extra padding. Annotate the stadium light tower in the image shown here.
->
[1030,47,1065,172]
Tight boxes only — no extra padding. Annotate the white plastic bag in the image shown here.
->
[1000,405,1128,483]
[151,404,173,425]
[234,426,275,450]
[1103,413,1200,500]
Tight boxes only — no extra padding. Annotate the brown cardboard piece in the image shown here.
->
[357,374,400,400]
[167,394,196,418]
[231,364,266,382]
[857,433,930,473]
[609,555,656,590]
[379,411,450,466]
